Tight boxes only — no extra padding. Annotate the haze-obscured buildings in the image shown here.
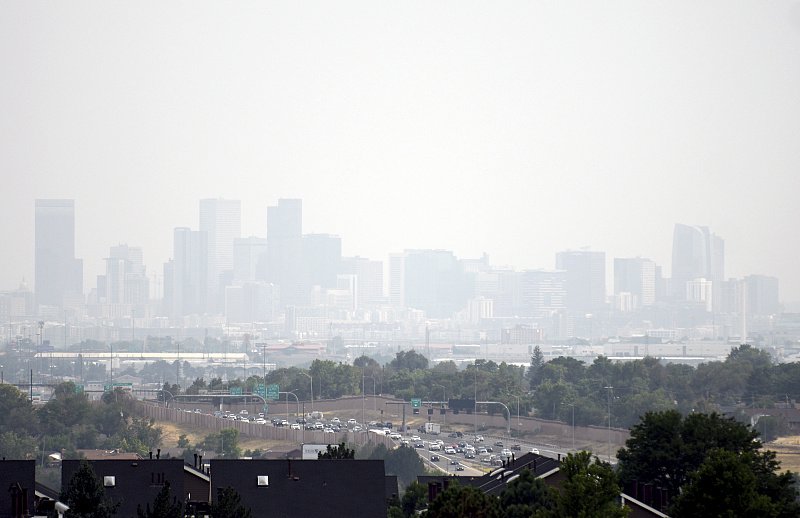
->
[35,199,83,313]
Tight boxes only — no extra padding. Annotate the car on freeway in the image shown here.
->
[464,452,475,459]
[501,449,513,457]
[474,435,485,442]
[400,439,409,445]
[389,432,402,440]
[353,425,362,432]
[411,435,421,441]
[347,418,357,426]
[323,428,335,434]
[511,444,521,451]
[429,443,441,451]
[444,447,456,454]
[330,417,340,424]
[529,448,540,454]
[414,442,425,448]
[448,432,458,438]
[450,459,459,465]
[314,422,324,430]
[255,418,267,424]
[485,447,494,452]
[455,464,465,471]
[290,423,301,430]
[494,441,503,447]
[430,455,440,462]
[478,447,487,454]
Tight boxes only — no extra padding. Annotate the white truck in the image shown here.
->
[424,422,441,435]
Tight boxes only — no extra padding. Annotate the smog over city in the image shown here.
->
[1,2,800,516]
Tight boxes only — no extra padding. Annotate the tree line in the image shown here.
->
[0,382,162,464]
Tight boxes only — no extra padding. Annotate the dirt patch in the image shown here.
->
[767,435,800,473]
[154,419,291,453]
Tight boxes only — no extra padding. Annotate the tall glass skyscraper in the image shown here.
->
[671,224,724,301]
[35,199,82,309]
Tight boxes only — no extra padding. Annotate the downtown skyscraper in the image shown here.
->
[35,199,83,311]
[199,198,241,311]
[671,224,724,306]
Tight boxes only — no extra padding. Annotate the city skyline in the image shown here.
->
[5,196,793,306]
[2,2,798,302]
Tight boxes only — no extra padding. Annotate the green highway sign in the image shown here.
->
[255,384,266,398]
[411,398,422,408]
[266,384,280,401]
[229,386,243,396]
[74,384,84,394]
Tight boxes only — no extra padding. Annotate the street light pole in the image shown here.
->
[571,403,575,451]
[364,375,376,412]
[434,384,446,426]
[301,371,313,412]
[606,388,612,459]
[362,371,365,429]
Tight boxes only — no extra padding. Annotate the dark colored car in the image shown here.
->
[430,455,440,462]
[494,441,504,447]
[415,442,425,448]
[455,465,465,471]
[511,444,521,451]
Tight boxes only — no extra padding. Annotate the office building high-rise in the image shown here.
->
[200,198,241,310]
[403,249,468,318]
[233,236,269,283]
[171,227,208,317]
[35,199,83,309]
[100,244,149,307]
[341,256,384,307]
[671,224,724,300]
[614,257,656,310]
[302,233,342,291]
[266,199,304,306]
[389,253,406,308]
[744,275,780,316]
[267,198,302,240]
[520,269,567,317]
[555,250,606,313]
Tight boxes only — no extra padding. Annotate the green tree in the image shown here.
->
[136,481,183,518]
[0,384,38,435]
[389,350,429,371]
[401,481,427,517]
[670,449,778,517]
[177,434,190,448]
[201,428,241,459]
[499,468,557,518]
[318,441,355,459]
[0,431,37,459]
[61,460,120,518]
[185,377,207,395]
[553,451,628,518]
[528,345,545,389]
[211,486,252,518]
[618,410,761,496]
[370,444,427,489]
[39,381,92,433]
[618,410,799,515]
[425,482,500,518]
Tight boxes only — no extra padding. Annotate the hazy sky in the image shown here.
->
[2,1,799,302]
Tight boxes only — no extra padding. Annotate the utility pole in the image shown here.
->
[604,386,613,462]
